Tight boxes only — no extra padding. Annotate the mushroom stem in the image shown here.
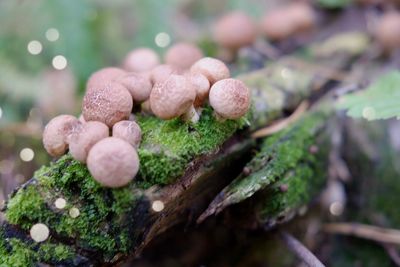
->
[182,105,200,123]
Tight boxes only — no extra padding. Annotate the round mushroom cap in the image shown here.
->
[87,137,139,188]
[69,121,109,162]
[213,11,257,50]
[209,78,251,119]
[115,72,152,103]
[150,64,182,84]
[374,12,400,51]
[123,48,160,73]
[112,120,142,148]
[43,115,80,157]
[164,42,203,70]
[86,67,126,91]
[190,57,230,84]
[188,73,211,107]
[150,75,196,120]
[82,82,133,127]
[260,8,296,41]
[287,2,315,32]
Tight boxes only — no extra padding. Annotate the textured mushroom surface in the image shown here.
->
[188,73,211,107]
[116,72,152,103]
[150,75,196,119]
[87,137,139,188]
[150,64,181,84]
[82,83,133,127]
[190,57,230,84]
[213,11,256,49]
[209,78,251,119]
[69,121,109,162]
[112,120,142,148]
[43,115,80,157]
[86,67,126,90]
[165,42,204,69]
[123,48,160,72]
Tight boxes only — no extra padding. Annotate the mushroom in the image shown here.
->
[86,67,126,91]
[42,115,81,157]
[374,12,400,52]
[260,7,296,41]
[209,78,251,120]
[149,74,197,122]
[112,120,142,148]
[123,48,160,73]
[150,64,182,84]
[190,57,230,85]
[287,2,315,33]
[82,82,133,127]
[187,72,210,107]
[213,11,257,51]
[115,72,152,103]
[87,137,139,188]
[164,42,203,70]
[141,100,153,115]
[69,121,109,162]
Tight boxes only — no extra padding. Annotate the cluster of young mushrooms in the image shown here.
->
[42,42,251,188]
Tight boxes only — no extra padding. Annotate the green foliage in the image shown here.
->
[337,71,400,121]
[317,0,352,8]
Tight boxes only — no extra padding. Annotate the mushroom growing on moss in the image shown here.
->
[287,2,315,33]
[115,72,153,103]
[150,74,197,121]
[69,121,109,162]
[123,47,160,73]
[190,57,230,85]
[43,115,81,157]
[150,64,181,84]
[82,82,133,127]
[260,7,296,41]
[87,137,140,188]
[374,12,400,52]
[209,78,251,120]
[112,120,142,148]
[213,11,257,51]
[86,67,126,91]
[187,72,211,107]
[165,42,203,70]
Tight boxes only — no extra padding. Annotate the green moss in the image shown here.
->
[37,243,75,262]
[136,106,248,186]
[0,239,36,267]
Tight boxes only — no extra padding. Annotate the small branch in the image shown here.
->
[383,244,400,267]
[323,223,400,245]
[279,231,325,267]
[251,101,309,138]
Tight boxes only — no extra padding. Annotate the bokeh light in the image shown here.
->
[155,32,171,48]
[52,55,68,70]
[20,148,35,162]
[151,200,165,212]
[45,28,60,41]
[0,106,3,119]
[27,40,42,55]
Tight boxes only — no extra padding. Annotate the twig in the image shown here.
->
[279,231,325,267]
[323,223,400,245]
[251,101,309,138]
[383,244,400,267]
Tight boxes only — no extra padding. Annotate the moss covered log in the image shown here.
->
[0,33,368,266]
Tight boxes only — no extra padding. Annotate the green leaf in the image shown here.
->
[337,71,400,121]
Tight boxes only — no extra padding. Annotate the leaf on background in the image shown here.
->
[337,71,400,121]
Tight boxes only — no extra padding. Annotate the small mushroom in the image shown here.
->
[190,57,230,85]
[115,72,152,103]
[150,64,181,84]
[69,121,109,162]
[87,137,139,188]
[287,2,315,33]
[150,74,197,121]
[209,78,251,119]
[112,120,142,148]
[213,11,257,51]
[374,12,400,52]
[187,73,210,107]
[123,48,160,73]
[86,67,126,91]
[260,7,296,41]
[141,99,153,115]
[43,115,81,157]
[164,42,203,70]
[83,82,133,127]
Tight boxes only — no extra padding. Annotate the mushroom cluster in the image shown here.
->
[42,42,251,188]
[212,2,316,57]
